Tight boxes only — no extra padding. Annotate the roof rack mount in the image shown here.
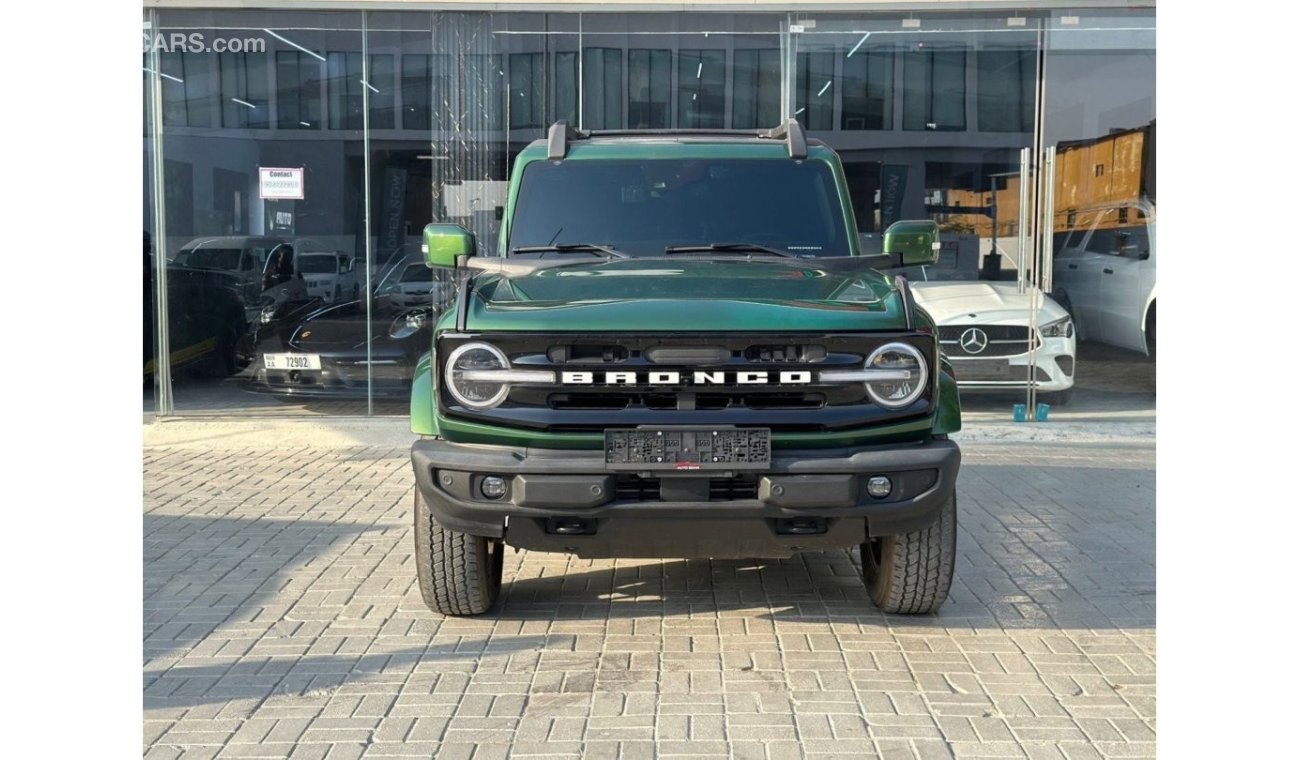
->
[545,118,807,161]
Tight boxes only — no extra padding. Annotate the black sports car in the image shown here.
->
[145,234,250,379]
[244,255,449,398]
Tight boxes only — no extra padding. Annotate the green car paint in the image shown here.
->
[882,219,943,267]
[409,352,438,436]
[411,133,960,443]
[422,223,475,269]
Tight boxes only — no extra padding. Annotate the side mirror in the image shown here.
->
[882,220,941,267]
[423,223,475,268]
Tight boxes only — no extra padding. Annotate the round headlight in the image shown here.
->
[864,342,927,409]
[388,310,427,339]
[445,342,510,409]
[259,304,277,324]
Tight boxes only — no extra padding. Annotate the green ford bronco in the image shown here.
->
[409,120,961,616]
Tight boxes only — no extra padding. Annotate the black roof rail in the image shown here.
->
[544,118,809,160]
[547,120,585,160]
[761,118,808,160]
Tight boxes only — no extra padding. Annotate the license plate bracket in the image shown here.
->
[605,427,771,471]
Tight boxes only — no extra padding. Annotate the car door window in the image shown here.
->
[1087,227,1149,257]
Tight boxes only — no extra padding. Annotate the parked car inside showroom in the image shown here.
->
[173,235,290,318]
[881,221,1076,405]
[244,252,443,398]
[1051,200,1156,355]
[385,259,453,309]
[296,248,359,303]
[145,232,250,379]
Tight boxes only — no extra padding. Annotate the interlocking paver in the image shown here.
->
[145,436,1155,758]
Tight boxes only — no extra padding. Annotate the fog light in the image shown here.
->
[480,476,508,500]
[866,475,893,499]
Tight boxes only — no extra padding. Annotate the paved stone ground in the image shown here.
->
[144,436,1155,759]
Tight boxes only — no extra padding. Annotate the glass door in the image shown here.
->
[1042,10,1156,357]
[785,15,1051,408]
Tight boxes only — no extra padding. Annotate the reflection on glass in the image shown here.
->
[841,47,892,130]
[219,52,268,128]
[795,52,835,130]
[555,51,578,124]
[160,51,216,127]
[276,51,322,129]
[368,54,395,129]
[732,48,780,129]
[143,9,1153,416]
[325,52,363,129]
[977,48,1034,133]
[508,159,852,257]
[902,47,966,131]
[629,49,671,129]
[583,48,623,129]
[677,50,725,128]
[509,52,545,129]
[401,54,431,130]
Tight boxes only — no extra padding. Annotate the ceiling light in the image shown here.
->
[263,29,326,62]
[846,33,871,58]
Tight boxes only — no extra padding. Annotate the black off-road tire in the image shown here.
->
[413,488,503,616]
[860,490,957,614]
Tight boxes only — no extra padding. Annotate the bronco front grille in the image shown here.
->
[438,332,936,431]
[547,391,827,412]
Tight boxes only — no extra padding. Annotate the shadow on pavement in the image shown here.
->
[481,458,1154,630]
[145,452,1153,708]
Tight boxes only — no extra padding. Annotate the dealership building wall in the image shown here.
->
[143,0,1155,416]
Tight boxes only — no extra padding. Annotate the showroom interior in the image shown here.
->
[143,1,1155,417]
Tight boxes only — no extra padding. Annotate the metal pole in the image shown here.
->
[1017,148,1029,296]
[363,11,374,416]
[148,8,173,417]
[576,13,583,130]
[1041,149,1057,295]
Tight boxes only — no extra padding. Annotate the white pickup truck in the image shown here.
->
[297,249,359,303]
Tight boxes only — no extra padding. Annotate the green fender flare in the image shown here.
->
[410,352,439,436]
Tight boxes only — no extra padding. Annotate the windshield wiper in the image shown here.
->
[664,243,793,258]
[510,243,628,258]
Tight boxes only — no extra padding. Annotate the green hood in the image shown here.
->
[462,258,910,332]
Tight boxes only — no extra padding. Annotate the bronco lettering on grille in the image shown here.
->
[560,371,814,385]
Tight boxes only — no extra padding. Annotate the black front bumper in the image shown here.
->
[411,436,960,559]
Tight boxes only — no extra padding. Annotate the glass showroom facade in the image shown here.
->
[143,3,1155,416]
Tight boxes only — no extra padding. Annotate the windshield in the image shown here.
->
[297,254,337,274]
[507,158,851,257]
[400,264,434,284]
[181,248,243,271]
[374,257,424,294]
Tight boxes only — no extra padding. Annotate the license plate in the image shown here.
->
[605,428,771,471]
[264,353,321,370]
